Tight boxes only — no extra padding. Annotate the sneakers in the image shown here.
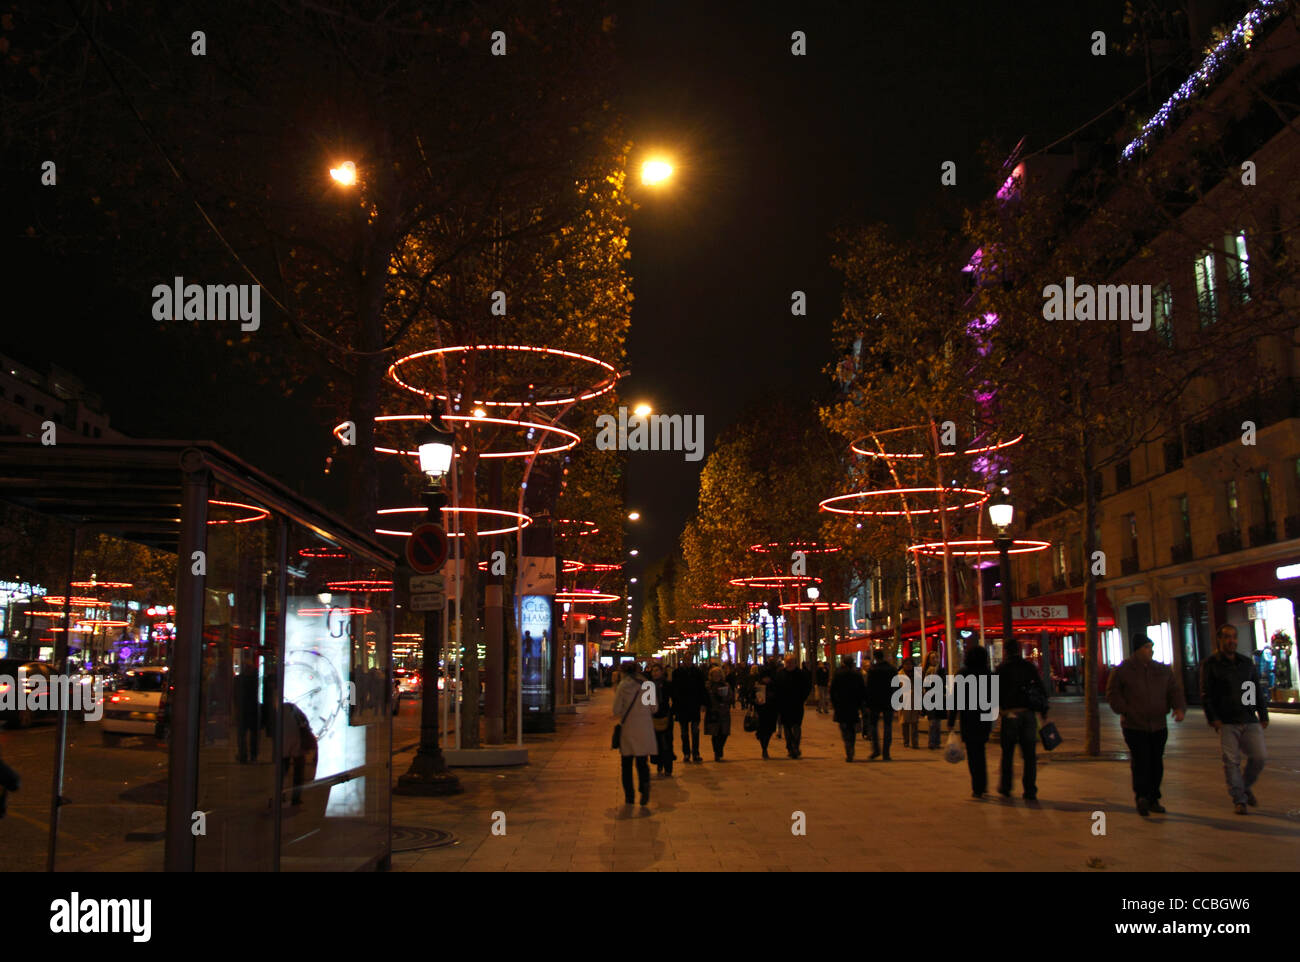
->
[1246,790,1258,807]
[1136,797,1150,817]
[1234,802,1248,815]
[1148,801,1166,814]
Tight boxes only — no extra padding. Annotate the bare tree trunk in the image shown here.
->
[460,447,482,748]
[1080,390,1102,756]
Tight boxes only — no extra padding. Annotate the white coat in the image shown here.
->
[612,676,657,757]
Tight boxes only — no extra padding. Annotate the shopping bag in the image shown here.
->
[743,706,758,732]
[943,728,965,764]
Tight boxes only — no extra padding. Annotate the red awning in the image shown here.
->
[845,587,1115,647]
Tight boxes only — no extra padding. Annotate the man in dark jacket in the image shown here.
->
[815,661,830,713]
[671,656,708,763]
[772,653,811,758]
[1200,624,1269,814]
[830,656,867,761]
[995,640,1048,800]
[864,648,896,760]
[1107,636,1186,815]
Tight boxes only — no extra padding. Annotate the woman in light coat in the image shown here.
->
[612,660,657,807]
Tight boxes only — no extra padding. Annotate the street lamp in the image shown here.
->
[396,413,461,797]
[990,500,1015,658]
[329,160,358,187]
[627,511,641,521]
[633,402,652,417]
[640,159,673,186]
[806,585,820,669]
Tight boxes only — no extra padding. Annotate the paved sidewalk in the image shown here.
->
[391,692,1300,872]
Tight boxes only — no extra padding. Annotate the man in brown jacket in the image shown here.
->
[1106,636,1187,816]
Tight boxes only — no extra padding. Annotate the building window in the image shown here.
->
[33,403,44,415]
[1225,480,1239,531]
[1154,284,1173,345]
[81,422,90,436]
[1054,543,1067,578]
[1259,470,1273,525]
[1195,250,1218,326]
[1125,513,1139,559]
[1179,494,1191,544]
[14,394,24,407]
[1116,459,1131,490]
[92,426,102,439]
[1226,231,1250,303]
[1164,438,1183,472]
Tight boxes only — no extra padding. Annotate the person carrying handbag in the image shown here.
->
[947,643,994,797]
[612,661,656,807]
[649,663,676,776]
[994,640,1048,801]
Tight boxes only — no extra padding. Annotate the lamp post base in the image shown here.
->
[394,750,463,796]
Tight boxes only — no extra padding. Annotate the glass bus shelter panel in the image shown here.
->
[52,530,178,871]
[193,484,280,871]
[280,528,392,871]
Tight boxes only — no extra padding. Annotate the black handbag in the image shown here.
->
[611,688,638,750]
[1039,720,1062,751]
[743,706,758,732]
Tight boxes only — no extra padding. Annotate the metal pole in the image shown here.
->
[998,534,1015,658]
[46,526,78,872]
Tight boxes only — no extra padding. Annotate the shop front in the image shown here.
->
[0,439,395,872]
[1211,557,1300,707]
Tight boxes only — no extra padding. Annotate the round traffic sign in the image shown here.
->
[406,522,448,574]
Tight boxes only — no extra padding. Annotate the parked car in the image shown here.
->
[0,660,57,729]
[101,666,169,743]
[394,668,422,695]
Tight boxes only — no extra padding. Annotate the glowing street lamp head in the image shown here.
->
[640,158,673,186]
[329,161,358,187]
[989,502,1014,532]
[629,549,639,557]
[627,511,641,521]
[633,402,652,417]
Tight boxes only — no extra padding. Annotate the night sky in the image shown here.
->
[2,2,1144,570]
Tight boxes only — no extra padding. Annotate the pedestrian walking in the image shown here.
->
[995,640,1048,801]
[671,655,708,764]
[816,661,830,713]
[773,653,811,758]
[1200,624,1269,815]
[1106,635,1186,815]
[705,666,733,761]
[923,650,946,749]
[947,644,994,797]
[612,660,656,807]
[865,648,896,760]
[754,663,779,758]
[830,655,867,761]
[649,662,676,777]
[0,747,19,818]
[898,656,920,748]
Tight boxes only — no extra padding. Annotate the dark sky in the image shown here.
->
[617,0,1142,574]
[2,1,1145,583]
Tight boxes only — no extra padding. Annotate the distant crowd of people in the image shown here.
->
[611,622,1271,817]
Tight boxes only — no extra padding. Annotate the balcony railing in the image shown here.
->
[1217,529,1243,554]
[1121,555,1139,576]
[1249,521,1277,548]
[1287,515,1300,540]
[1171,540,1193,565]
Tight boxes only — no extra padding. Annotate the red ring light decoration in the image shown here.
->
[555,519,599,537]
[43,597,110,608]
[849,429,1024,460]
[70,580,134,589]
[698,603,733,610]
[388,345,619,408]
[707,622,747,630]
[819,487,989,517]
[1227,595,1279,604]
[907,539,1051,557]
[298,548,350,559]
[375,506,532,539]
[778,601,853,612]
[295,607,375,617]
[207,499,271,525]
[748,541,841,554]
[71,619,131,628]
[555,590,620,604]
[334,414,580,460]
[569,561,621,572]
[324,580,393,592]
[727,575,822,589]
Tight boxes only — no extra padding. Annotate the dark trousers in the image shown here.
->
[839,722,857,760]
[678,718,701,759]
[620,754,650,802]
[711,733,728,759]
[783,721,802,756]
[867,708,893,755]
[999,711,1037,795]
[653,725,675,774]
[1122,727,1168,802]
[927,715,944,748]
[965,737,988,794]
[281,754,306,805]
